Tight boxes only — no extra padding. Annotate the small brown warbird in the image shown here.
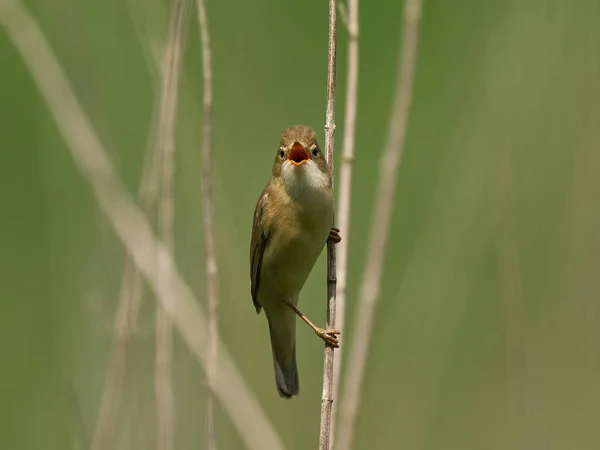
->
[250,125,341,398]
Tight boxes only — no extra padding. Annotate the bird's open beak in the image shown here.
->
[288,142,309,166]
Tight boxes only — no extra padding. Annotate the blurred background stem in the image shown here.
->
[331,0,359,446]
[194,0,218,448]
[154,1,189,449]
[337,1,423,448]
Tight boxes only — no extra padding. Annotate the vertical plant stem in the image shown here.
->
[93,2,181,450]
[91,260,145,450]
[155,0,189,449]
[91,0,184,444]
[194,0,217,449]
[319,0,338,449]
[336,1,423,449]
[331,0,359,445]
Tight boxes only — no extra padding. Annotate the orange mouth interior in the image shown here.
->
[288,142,309,165]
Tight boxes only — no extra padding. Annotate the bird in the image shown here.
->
[250,125,342,399]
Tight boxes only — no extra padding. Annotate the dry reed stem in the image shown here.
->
[0,2,285,448]
[91,260,144,450]
[154,0,189,449]
[336,1,423,449]
[194,0,218,448]
[319,0,338,449]
[89,4,175,449]
[331,0,359,445]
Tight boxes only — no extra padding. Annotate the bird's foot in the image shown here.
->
[328,227,341,244]
[315,327,341,348]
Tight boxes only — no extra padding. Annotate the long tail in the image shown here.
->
[267,313,299,398]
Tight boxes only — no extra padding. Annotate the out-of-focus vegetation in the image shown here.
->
[1,0,599,449]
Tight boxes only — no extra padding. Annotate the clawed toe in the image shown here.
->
[328,227,342,244]
[316,328,341,348]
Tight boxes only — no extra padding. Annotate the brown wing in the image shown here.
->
[250,189,270,314]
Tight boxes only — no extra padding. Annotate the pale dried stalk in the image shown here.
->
[91,8,172,450]
[194,0,218,449]
[91,260,144,450]
[0,2,285,448]
[336,1,423,449]
[331,0,358,445]
[319,0,338,449]
[155,309,175,450]
[154,0,189,449]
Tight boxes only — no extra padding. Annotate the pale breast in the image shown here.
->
[258,186,333,303]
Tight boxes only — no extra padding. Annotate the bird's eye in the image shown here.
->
[279,149,285,159]
[312,148,320,157]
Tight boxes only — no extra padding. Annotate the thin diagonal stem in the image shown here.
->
[337,1,423,449]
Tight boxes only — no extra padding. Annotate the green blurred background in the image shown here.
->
[2,0,600,448]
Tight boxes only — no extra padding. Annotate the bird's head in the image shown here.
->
[272,125,331,193]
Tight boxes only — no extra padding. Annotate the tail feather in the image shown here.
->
[267,317,299,398]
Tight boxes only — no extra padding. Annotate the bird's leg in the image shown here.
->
[285,301,340,348]
[328,226,341,244]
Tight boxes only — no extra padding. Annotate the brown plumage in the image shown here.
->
[250,125,338,398]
